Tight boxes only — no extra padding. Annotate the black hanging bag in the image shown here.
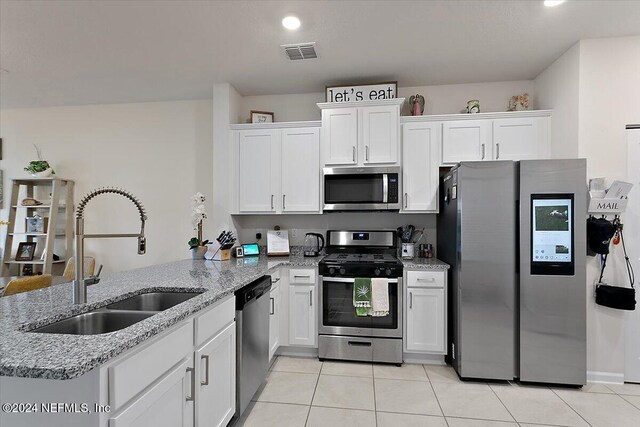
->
[594,221,636,311]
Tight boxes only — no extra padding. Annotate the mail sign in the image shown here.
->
[326,81,397,103]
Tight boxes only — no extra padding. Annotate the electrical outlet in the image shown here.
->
[291,229,297,238]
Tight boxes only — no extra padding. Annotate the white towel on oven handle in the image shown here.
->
[371,278,390,317]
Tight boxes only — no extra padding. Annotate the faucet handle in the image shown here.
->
[95,264,103,278]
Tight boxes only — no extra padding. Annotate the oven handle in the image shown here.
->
[322,277,398,284]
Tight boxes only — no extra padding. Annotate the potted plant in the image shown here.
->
[24,145,54,177]
[189,192,209,259]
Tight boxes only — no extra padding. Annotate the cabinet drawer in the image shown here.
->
[195,295,235,347]
[109,322,193,410]
[289,268,316,284]
[406,271,445,288]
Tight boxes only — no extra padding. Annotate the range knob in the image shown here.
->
[339,268,346,275]
[374,268,381,276]
[385,269,392,276]
[329,267,335,275]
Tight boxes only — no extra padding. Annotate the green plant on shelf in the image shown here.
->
[24,144,55,175]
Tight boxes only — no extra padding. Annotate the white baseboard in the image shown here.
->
[403,353,446,365]
[276,346,318,358]
[587,370,625,384]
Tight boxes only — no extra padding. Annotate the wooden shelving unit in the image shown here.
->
[1,177,74,276]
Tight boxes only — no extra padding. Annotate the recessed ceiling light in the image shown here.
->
[544,0,566,7]
[282,15,301,30]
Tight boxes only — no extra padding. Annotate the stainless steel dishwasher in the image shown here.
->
[234,275,272,419]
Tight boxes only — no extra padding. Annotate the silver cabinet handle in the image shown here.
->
[496,143,500,159]
[271,194,274,210]
[481,144,486,160]
[365,145,370,162]
[186,367,195,401]
[282,194,286,210]
[409,291,413,309]
[352,146,356,162]
[294,275,311,279]
[270,297,275,315]
[200,355,210,386]
[310,290,313,307]
[404,193,408,209]
[416,277,436,282]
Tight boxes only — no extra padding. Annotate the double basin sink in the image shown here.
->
[30,291,203,335]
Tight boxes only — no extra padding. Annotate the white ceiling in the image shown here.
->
[1,0,639,108]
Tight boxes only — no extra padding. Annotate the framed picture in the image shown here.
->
[16,242,37,261]
[25,216,48,233]
[250,110,275,124]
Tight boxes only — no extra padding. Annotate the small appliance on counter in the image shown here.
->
[303,232,325,257]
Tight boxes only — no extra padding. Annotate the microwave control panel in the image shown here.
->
[388,174,399,203]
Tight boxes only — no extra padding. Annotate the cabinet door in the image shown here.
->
[402,122,440,212]
[493,117,549,160]
[406,288,445,353]
[281,127,321,212]
[288,285,316,347]
[442,120,492,164]
[362,105,399,165]
[322,108,358,165]
[109,358,192,427]
[238,129,280,212]
[195,322,236,427]
[269,286,280,361]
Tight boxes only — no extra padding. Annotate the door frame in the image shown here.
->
[625,126,640,383]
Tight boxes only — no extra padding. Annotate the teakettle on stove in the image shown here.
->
[303,233,325,257]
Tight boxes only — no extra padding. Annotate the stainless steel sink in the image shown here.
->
[106,292,202,311]
[30,310,154,335]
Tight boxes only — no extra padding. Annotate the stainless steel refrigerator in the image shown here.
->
[437,159,586,386]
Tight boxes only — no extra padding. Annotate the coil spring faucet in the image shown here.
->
[73,187,147,304]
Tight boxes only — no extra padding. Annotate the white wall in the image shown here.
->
[535,35,640,382]
[578,36,640,381]
[239,80,534,123]
[534,43,581,159]
[0,100,213,274]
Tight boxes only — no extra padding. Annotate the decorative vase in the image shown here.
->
[191,246,207,260]
[31,167,53,178]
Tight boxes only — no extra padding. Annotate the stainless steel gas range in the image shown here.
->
[318,230,403,365]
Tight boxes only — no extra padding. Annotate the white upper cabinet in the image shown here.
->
[322,107,359,165]
[281,128,321,213]
[235,124,320,214]
[238,129,280,213]
[435,112,552,165]
[319,99,403,167]
[492,117,550,160]
[442,120,492,164]
[362,105,399,165]
[402,122,440,213]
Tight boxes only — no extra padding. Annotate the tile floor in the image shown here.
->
[236,356,640,427]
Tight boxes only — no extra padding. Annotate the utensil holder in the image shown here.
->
[401,243,415,259]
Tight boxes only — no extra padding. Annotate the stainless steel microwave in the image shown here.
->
[323,167,401,211]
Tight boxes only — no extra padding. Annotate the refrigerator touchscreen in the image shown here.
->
[531,194,575,275]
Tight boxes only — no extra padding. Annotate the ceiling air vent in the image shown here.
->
[281,42,317,60]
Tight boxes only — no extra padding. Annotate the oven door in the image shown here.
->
[318,276,402,338]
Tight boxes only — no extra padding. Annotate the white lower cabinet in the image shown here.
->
[195,322,236,427]
[405,270,447,355]
[108,358,193,427]
[269,285,280,361]
[288,284,317,347]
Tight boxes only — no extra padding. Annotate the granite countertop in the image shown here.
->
[0,254,319,381]
[402,258,450,270]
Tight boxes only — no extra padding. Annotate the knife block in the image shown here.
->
[206,241,232,261]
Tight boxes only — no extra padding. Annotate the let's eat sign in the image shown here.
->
[326,81,397,103]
